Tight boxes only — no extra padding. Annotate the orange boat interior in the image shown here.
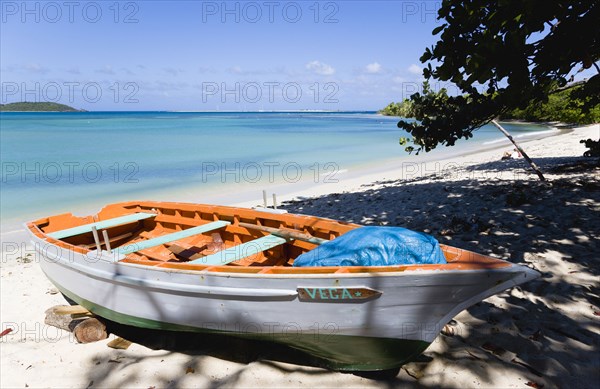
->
[27,201,511,274]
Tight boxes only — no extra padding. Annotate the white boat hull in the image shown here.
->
[30,232,538,370]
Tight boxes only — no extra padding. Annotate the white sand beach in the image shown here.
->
[1,124,598,388]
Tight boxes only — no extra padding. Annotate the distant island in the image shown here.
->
[0,102,84,112]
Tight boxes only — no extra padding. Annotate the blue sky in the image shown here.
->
[1,1,594,111]
[1,0,447,110]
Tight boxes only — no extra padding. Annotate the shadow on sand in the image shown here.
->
[281,156,600,386]
[80,319,404,388]
[81,156,598,387]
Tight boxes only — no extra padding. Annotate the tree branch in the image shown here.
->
[491,120,546,182]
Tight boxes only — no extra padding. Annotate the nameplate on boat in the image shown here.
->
[297,287,382,302]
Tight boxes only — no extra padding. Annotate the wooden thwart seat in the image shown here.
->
[188,234,289,266]
[167,233,225,261]
[116,221,231,255]
[48,212,157,239]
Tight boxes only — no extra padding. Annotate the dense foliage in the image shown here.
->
[0,102,81,112]
[396,0,600,154]
[384,83,600,124]
[379,100,414,118]
[500,83,600,124]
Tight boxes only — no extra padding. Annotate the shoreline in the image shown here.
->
[0,121,570,240]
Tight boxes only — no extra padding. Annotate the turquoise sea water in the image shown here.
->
[0,111,553,228]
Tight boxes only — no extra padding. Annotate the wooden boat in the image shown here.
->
[26,201,539,371]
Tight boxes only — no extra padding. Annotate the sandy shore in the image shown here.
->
[1,124,598,388]
[0,121,560,236]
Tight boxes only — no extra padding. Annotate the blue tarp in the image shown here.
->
[293,226,447,267]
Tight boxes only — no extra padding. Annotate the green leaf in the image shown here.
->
[389,0,598,154]
[431,24,446,35]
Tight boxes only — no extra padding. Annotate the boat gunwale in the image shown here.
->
[115,258,521,279]
[27,228,514,279]
[26,200,514,276]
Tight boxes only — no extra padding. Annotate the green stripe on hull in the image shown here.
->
[51,278,430,371]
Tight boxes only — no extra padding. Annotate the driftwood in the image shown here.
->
[45,305,108,343]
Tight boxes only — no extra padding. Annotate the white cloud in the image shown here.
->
[305,60,335,76]
[25,63,49,74]
[95,65,115,75]
[408,64,422,75]
[121,67,135,76]
[365,62,382,74]
[198,66,216,74]
[228,66,243,74]
[392,76,407,84]
[163,67,184,76]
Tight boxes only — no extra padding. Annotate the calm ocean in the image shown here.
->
[0,111,554,229]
